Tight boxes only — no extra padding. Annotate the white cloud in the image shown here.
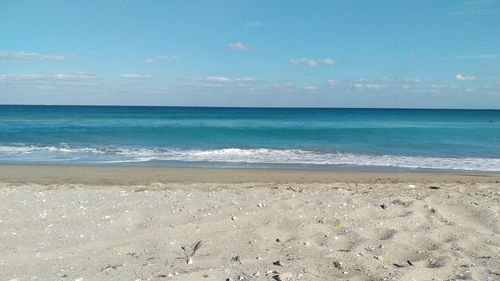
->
[53,72,95,80]
[321,58,335,66]
[0,74,43,81]
[405,78,421,83]
[291,58,336,67]
[454,74,477,81]
[304,86,317,91]
[3,73,497,107]
[330,79,390,91]
[290,58,318,67]
[119,74,152,80]
[205,76,232,82]
[327,80,338,86]
[0,50,77,62]
[0,72,100,89]
[0,72,95,82]
[237,77,257,82]
[194,76,257,83]
[364,84,385,89]
[221,77,492,98]
[228,42,253,51]
[144,55,178,64]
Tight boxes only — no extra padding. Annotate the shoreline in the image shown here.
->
[1,164,500,185]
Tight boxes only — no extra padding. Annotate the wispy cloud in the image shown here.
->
[290,58,318,67]
[304,86,318,91]
[454,74,477,81]
[228,42,254,51]
[327,80,337,86]
[183,76,496,101]
[321,58,335,66]
[325,77,427,93]
[186,76,488,98]
[290,58,336,67]
[144,55,178,64]
[440,54,498,60]
[0,72,95,82]
[194,76,257,83]
[119,74,152,80]
[352,83,386,90]
[0,50,77,62]
[0,73,99,89]
[200,76,232,82]
[53,73,95,80]
[405,78,421,83]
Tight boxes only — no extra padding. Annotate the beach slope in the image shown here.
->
[0,166,499,280]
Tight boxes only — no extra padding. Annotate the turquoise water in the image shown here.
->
[1,105,499,171]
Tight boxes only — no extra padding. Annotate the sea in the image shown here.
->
[1,105,499,172]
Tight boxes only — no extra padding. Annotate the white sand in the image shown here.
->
[1,178,499,281]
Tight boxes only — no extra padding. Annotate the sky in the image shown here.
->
[0,0,499,108]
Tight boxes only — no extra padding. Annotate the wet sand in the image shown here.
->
[1,164,500,185]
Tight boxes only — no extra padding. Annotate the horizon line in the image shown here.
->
[1,103,500,111]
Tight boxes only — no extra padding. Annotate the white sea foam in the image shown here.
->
[1,145,500,171]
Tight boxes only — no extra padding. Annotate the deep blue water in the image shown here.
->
[1,105,499,171]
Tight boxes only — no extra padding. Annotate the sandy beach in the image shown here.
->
[3,0,500,280]
[1,165,499,281]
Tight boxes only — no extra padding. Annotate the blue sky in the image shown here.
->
[1,0,499,108]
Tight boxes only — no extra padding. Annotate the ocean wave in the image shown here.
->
[0,145,500,171]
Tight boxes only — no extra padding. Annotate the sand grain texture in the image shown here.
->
[0,179,499,280]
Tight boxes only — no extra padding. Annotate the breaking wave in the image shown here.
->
[1,144,499,171]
